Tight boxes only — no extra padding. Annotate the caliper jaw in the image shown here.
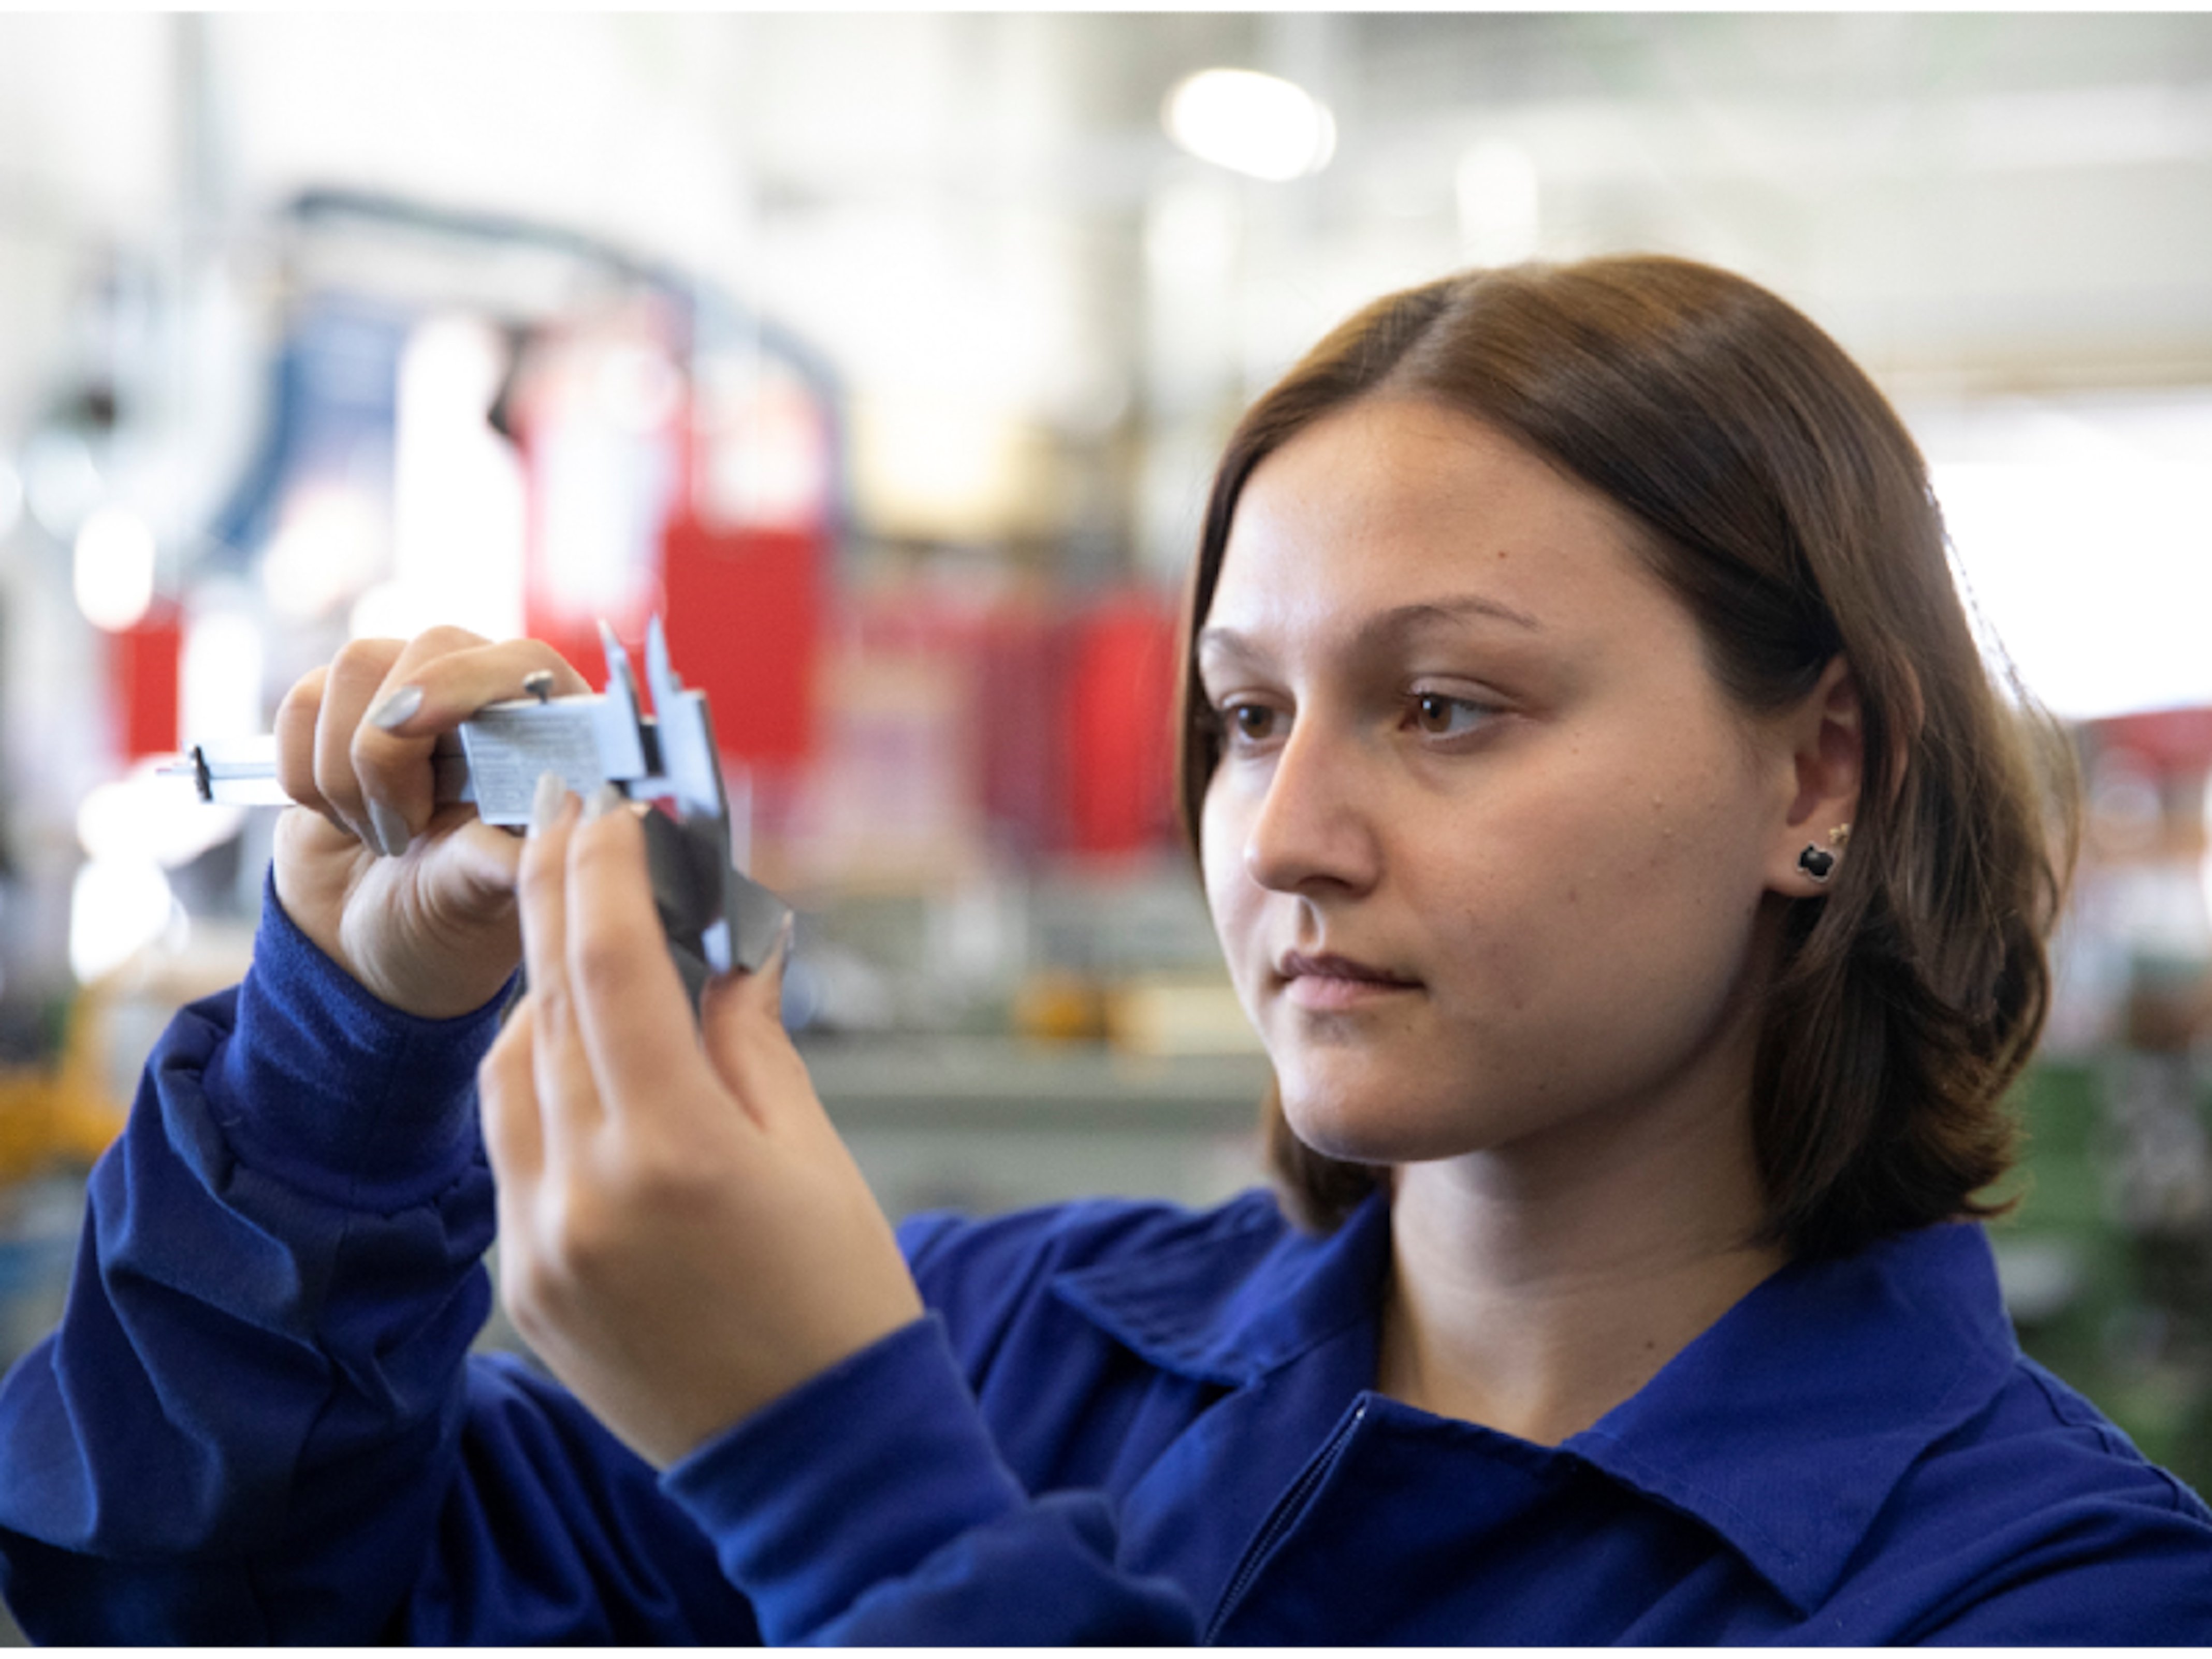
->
[453,617,792,1012]
[618,618,792,1003]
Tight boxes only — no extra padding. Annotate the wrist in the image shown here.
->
[662,1316,1025,1644]
[211,872,517,1210]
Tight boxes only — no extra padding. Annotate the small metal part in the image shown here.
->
[522,670,557,704]
[155,738,291,808]
[157,734,479,810]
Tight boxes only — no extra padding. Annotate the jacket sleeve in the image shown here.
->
[662,1313,1197,1643]
[0,881,752,1643]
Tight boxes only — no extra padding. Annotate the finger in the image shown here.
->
[352,631,590,862]
[479,993,546,1196]
[273,665,336,823]
[359,629,593,740]
[313,637,407,851]
[427,814,532,918]
[516,773,603,1158]
[699,916,797,1125]
[565,787,711,1116]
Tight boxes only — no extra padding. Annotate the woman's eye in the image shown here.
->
[1220,702,1281,745]
[1410,693,1491,738]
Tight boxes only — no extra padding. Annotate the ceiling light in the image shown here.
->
[1164,69,1336,183]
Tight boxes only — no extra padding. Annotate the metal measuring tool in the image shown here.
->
[159,617,793,1005]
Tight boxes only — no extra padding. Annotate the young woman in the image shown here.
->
[3,256,2208,1642]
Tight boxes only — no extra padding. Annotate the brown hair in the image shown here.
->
[1174,255,2079,1261]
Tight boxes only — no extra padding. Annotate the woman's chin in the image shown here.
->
[1276,1079,1467,1169]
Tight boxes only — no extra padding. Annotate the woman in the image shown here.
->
[3,256,2207,1642]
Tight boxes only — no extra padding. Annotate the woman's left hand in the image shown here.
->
[479,780,925,1469]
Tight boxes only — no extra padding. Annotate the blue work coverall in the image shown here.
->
[2,884,2209,1642]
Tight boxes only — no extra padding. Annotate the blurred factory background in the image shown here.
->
[3,8,2212,1511]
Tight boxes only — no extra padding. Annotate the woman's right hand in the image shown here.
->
[271,628,594,1020]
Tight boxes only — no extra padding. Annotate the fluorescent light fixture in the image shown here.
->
[1165,68,1336,182]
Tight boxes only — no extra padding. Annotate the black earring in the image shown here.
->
[1797,843,1837,884]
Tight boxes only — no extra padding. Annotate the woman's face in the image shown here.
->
[1199,397,1804,1168]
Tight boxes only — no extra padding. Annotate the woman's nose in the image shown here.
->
[1242,722,1382,896]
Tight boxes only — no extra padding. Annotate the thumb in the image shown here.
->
[700,915,798,1113]
[431,813,529,911]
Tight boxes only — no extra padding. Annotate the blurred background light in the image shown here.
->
[1163,68,1336,182]
[180,603,265,748]
[853,395,1028,544]
[1456,140,1542,265]
[67,855,182,985]
[71,504,156,633]
[691,357,832,533]
[1925,390,2212,721]
[529,333,675,627]
[387,312,526,643]
[1940,458,2212,719]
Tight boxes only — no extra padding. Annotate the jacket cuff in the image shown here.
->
[201,871,514,1211]
[660,1315,1026,1644]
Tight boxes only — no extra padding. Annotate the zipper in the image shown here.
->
[1201,1396,1371,1644]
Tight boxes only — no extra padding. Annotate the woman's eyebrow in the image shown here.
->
[1197,594,1544,666]
[1360,595,1545,643]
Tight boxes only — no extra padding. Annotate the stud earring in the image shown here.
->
[1798,822,1851,885]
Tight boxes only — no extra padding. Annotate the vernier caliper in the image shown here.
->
[161,617,792,1005]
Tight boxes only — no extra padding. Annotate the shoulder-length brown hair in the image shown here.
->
[1175,255,2078,1261]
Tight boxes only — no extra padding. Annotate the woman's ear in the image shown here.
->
[1772,656,1864,896]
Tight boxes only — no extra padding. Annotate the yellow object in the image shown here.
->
[1106,974,1264,1058]
[1012,970,1107,1045]
[0,987,127,1185]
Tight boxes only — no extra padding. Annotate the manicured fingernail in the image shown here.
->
[368,801,412,859]
[530,770,566,839]
[368,684,425,731]
[580,782,624,824]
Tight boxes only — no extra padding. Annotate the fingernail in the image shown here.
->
[368,801,412,859]
[580,782,625,824]
[368,684,425,731]
[530,770,566,839]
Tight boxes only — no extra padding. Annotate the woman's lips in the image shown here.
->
[1276,951,1421,1011]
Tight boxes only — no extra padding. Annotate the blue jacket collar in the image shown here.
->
[1565,1220,2021,1612]
[1051,1191,2020,1616]
[1050,1189,1393,1388]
